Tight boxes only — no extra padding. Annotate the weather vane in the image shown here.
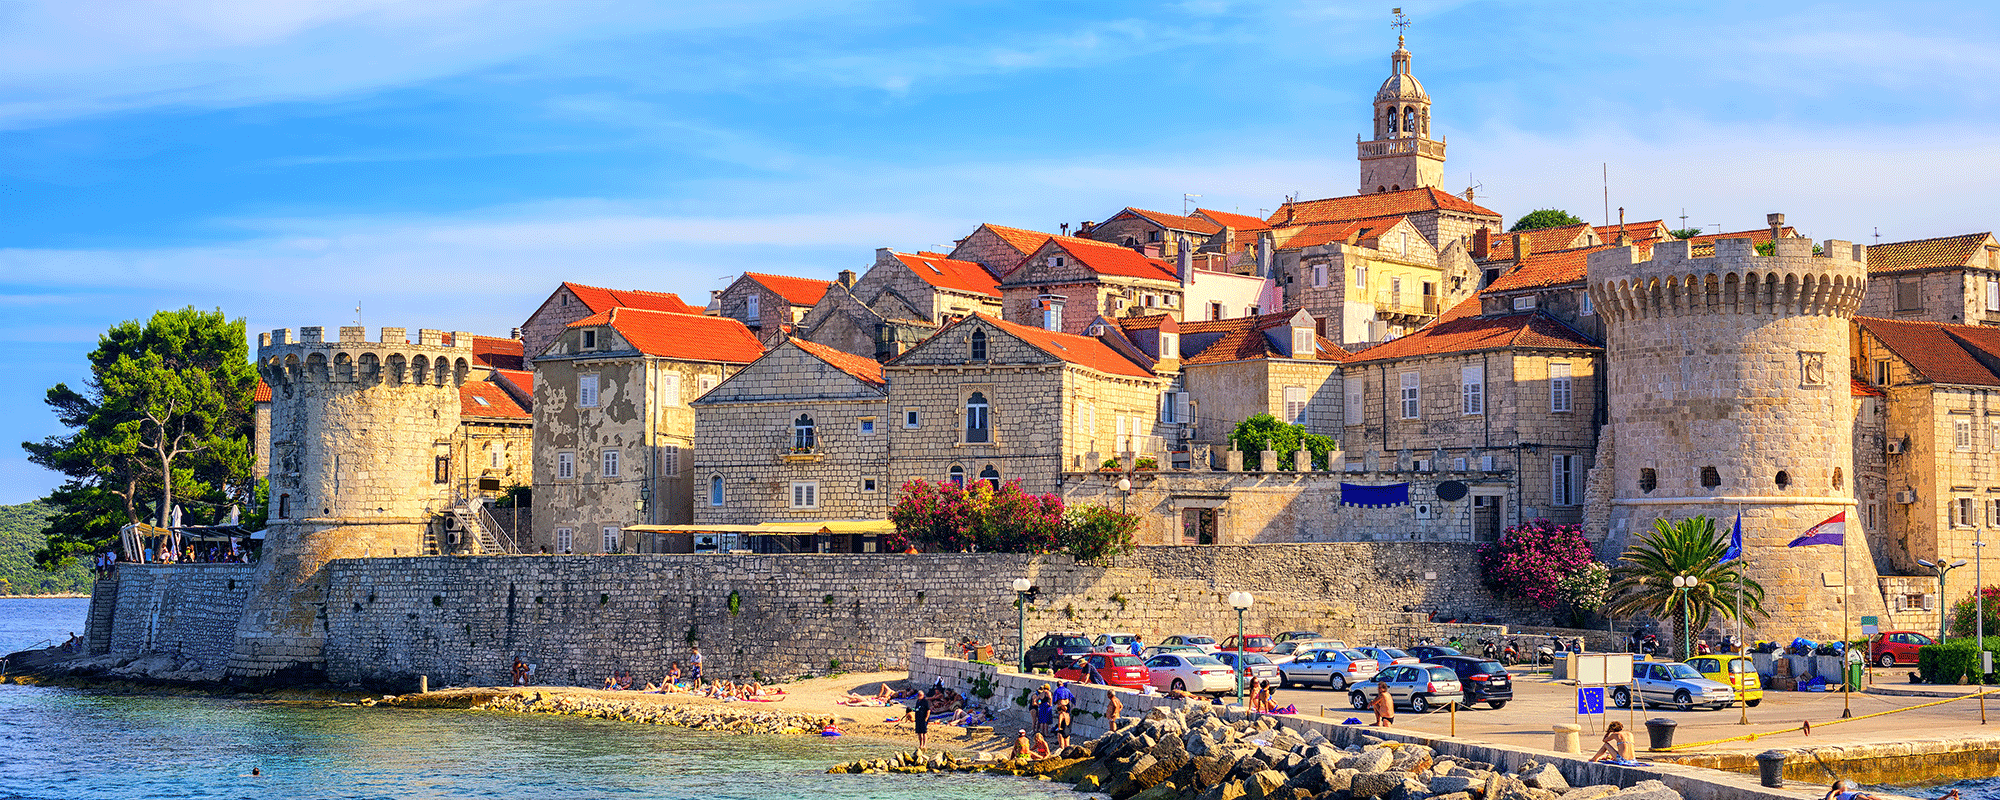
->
[1391,7,1410,37]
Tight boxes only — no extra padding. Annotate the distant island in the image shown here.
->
[0,502,91,596]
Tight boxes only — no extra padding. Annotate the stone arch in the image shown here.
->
[1702,272,1721,309]
[411,354,430,385]
[283,353,301,382]
[304,352,328,382]
[1638,468,1657,493]
[334,352,354,382]
[1782,273,1800,312]
[1722,272,1742,312]
[454,358,470,386]
[386,353,407,385]
[357,352,380,384]
[1385,105,1399,135]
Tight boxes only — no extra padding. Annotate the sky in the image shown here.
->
[4,0,2000,504]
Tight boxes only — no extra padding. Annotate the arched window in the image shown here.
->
[1385,106,1398,135]
[1404,107,1417,134]
[793,414,816,451]
[1638,469,1657,493]
[277,494,290,519]
[979,465,1000,490]
[709,475,724,506]
[1122,236,1138,247]
[948,465,965,487]
[965,392,990,443]
[970,330,987,361]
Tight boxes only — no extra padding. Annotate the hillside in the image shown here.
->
[0,502,92,596]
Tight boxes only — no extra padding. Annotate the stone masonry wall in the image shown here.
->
[102,564,257,671]
[319,543,1550,688]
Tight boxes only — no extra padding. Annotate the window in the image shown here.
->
[1551,363,1573,412]
[434,456,450,484]
[1344,375,1365,426]
[904,409,920,428]
[1283,386,1309,425]
[746,294,760,319]
[602,526,620,553]
[1957,497,1976,528]
[1700,466,1721,488]
[1991,420,2000,451]
[1552,454,1578,506]
[489,442,503,468]
[555,527,573,553]
[698,375,717,394]
[1355,265,1367,290]
[662,445,677,474]
[1774,470,1790,488]
[1512,295,1536,311]
[578,374,599,408]
[858,417,876,435]
[794,414,816,450]
[1988,279,1999,312]
[1399,372,1420,419]
[965,392,991,443]
[1042,303,1062,331]
[1400,232,1410,256]
[948,466,965,487]
[601,449,620,477]
[708,476,724,506]
[1292,327,1314,357]
[979,465,1001,490]
[970,330,987,360]
[1391,276,1403,302]
[790,481,819,509]
[1895,279,1921,312]
[1209,302,1224,321]
[862,478,878,492]
[1313,264,1326,287]
[1161,391,1190,424]
[1149,230,1163,243]
[662,373,682,407]
[581,328,597,349]
[277,494,290,519]
[557,451,575,479]
[1143,294,1156,308]
[1875,360,1891,386]
[1957,419,1974,451]
[1580,290,1595,316]
[1461,365,1484,415]
[1160,332,1178,359]
[1639,468,1657,493]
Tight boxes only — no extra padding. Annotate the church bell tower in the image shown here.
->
[1358,23,1446,195]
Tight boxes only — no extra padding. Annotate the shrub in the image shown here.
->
[1478,520,1598,609]
[888,479,1136,564]
[1229,413,1336,471]
[1949,586,2000,639]
[1919,643,1978,685]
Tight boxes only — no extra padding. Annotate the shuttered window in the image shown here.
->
[1551,363,1573,412]
[1283,386,1309,425]
[1344,375,1365,426]
[1552,455,1578,506]
[1461,365,1484,415]
[578,374,599,408]
[1399,372,1420,419]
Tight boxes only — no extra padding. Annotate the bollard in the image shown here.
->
[1756,750,1787,788]
[420,675,429,694]
[1645,717,1679,751]
[1552,723,1581,754]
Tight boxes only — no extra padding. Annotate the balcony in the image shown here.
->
[780,446,824,463]
[1375,291,1440,321]
[1357,138,1446,160]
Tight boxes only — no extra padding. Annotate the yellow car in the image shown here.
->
[1686,654,1763,707]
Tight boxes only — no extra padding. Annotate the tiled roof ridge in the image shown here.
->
[1874,231,1994,249]
[1048,238,1179,282]
[743,271,835,306]
[969,313,1154,378]
[569,306,764,363]
[788,337,887,388]
[1121,207,1224,235]
[1267,187,1499,227]
[1195,208,1272,231]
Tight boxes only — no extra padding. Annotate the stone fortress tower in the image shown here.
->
[1589,215,1887,640]
[226,326,473,681]
[1357,34,1445,195]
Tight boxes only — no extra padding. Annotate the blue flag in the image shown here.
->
[1720,513,1742,562]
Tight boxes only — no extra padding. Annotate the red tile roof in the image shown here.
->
[1118,207,1223,235]
[745,272,834,307]
[254,379,271,403]
[974,224,1146,276]
[471,335,524,370]
[1346,297,1600,362]
[1047,239,1180,282]
[789,337,887,389]
[1483,244,1622,293]
[460,377,530,419]
[1867,233,1995,275]
[493,368,534,396]
[1593,220,1670,243]
[562,281,700,315]
[1266,188,1499,228]
[894,251,1000,298]
[570,307,764,364]
[1851,377,1884,398]
[1117,314,1172,332]
[1176,312,1346,365]
[1268,216,1406,251]
[1854,317,2000,386]
[972,314,1155,378]
[1195,208,1272,233]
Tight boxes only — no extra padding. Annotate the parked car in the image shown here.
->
[1055,652,1151,690]
[1093,632,1142,653]
[1212,650,1281,691]
[1272,631,1324,645]
[1428,655,1513,709]
[1219,634,1275,653]
[1613,661,1736,711]
[1354,646,1420,670]
[1024,632,1097,672]
[1141,644,1206,660]
[1686,654,1763,707]
[1144,652,1238,694]
[1268,639,1347,664]
[1406,645,1463,662]
[1869,631,1936,667]
[1160,634,1220,652]
[1278,648,1381,690]
[1346,663,1466,714]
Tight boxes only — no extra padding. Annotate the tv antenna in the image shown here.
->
[1463,172,1488,202]
[1183,193,1202,215]
[354,302,362,327]
[1874,227,1881,245]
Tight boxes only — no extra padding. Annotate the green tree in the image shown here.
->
[1668,228,1702,240]
[1508,208,1586,232]
[1228,413,1335,471]
[1606,517,1767,660]
[22,307,257,569]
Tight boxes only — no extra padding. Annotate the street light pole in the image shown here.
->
[1672,575,1699,662]
[1919,558,1970,643]
[1229,591,1254,709]
[1117,476,1132,517]
[1013,577,1033,673]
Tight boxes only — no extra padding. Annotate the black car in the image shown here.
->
[1407,645,1462,662]
[1428,655,1513,709]
[1024,632,1097,672]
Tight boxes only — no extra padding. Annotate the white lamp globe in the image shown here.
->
[1012,578,1031,593]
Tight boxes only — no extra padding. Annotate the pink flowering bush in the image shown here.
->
[888,478,1136,562]
[1477,519,1599,609]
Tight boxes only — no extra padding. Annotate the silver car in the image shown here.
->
[1614,661,1736,710]
[1347,663,1466,714]
[1212,650,1280,690]
[1267,639,1347,664]
[1278,648,1381,690]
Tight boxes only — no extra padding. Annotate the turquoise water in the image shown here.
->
[0,598,1069,800]
[0,597,88,656]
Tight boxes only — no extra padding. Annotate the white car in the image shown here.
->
[1267,639,1348,664]
[1143,653,1238,694]
[1160,634,1220,653]
[1094,632,1142,653]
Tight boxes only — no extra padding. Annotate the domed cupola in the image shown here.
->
[1357,32,1446,194]
[1374,37,1430,105]
[1373,36,1431,140]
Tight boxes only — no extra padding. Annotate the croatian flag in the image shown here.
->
[1720,513,1743,562]
[1787,512,1846,548]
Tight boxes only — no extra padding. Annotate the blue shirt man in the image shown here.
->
[1129,637,1143,657]
[1052,681,1076,706]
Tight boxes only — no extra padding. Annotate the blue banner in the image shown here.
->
[1339,482,1411,508]
[1577,686,1604,715]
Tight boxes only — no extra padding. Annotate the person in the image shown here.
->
[1105,691,1124,730]
[1031,731,1051,758]
[689,646,704,683]
[511,657,529,686]
[1053,700,1072,750]
[1083,659,1105,686]
[1012,729,1033,760]
[250,768,261,777]
[1370,679,1394,727]
[1051,680,1076,708]
[1129,635,1143,657]
[907,689,932,750]
[1589,721,1635,763]
[1032,687,1056,740]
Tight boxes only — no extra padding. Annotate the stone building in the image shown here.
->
[1857,232,2000,325]
[517,281,700,365]
[1087,207,1224,260]
[1175,310,1347,449]
[999,236,1184,335]
[1358,34,1445,195]
[530,307,763,553]
[1267,189,1501,259]
[693,338,890,527]
[1269,213,1478,344]
[714,272,837,345]
[796,249,1002,360]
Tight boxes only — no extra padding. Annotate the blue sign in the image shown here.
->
[1577,687,1605,715]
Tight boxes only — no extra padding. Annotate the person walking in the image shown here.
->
[689,645,704,683]
[1370,679,1394,727]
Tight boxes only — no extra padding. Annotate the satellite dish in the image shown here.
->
[1436,481,1469,501]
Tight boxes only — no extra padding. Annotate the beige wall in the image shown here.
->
[694,344,891,524]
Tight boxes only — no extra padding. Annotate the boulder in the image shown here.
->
[1192,755,1238,789]
[1561,786,1621,800]
[1245,769,1289,800]
[1431,794,1472,800]
[1131,782,1182,800]
[1198,779,1249,800]
[1599,780,1681,800]
[1386,745,1434,773]
[1349,771,1404,800]
[1521,763,1569,793]
[1133,752,1186,791]
[1326,768,1357,793]
[1429,775,1476,795]
[1103,754,1156,798]
[1281,761,1336,796]
[1231,757,1273,782]
[1344,749,1394,774]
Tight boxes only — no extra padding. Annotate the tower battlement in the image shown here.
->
[258,326,476,389]
[1588,236,1869,321]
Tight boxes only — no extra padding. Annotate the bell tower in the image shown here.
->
[1358,13,1445,195]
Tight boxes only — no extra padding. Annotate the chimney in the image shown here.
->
[1176,234,1192,284]
[1060,223,1070,235]
[509,327,523,340]
[1472,227,1491,260]
[838,269,857,289]
[1078,221,1094,236]
[1283,202,1296,225]
[1511,233,1528,261]
[1767,212,1786,243]
[1257,233,1273,278]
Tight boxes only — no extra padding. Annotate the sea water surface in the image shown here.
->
[0,598,1067,800]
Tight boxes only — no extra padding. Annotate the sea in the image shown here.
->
[0,597,1072,800]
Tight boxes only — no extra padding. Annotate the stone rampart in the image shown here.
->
[319,543,1549,688]
[100,564,257,671]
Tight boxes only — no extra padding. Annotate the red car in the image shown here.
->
[1054,652,1151,690]
[1869,630,1935,667]
[1220,634,1274,653]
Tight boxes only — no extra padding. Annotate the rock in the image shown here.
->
[1600,780,1681,800]
[1189,733,1218,757]
[1431,793,1472,800]
[1350,771,1404,799]
[1280,761,1335,796]
[1199,779,1249,800]
[1103,754,1156,798]
[1245,769,1289,800]
[1191,755,1236,790]
[1076,773,1105,791]
[1561,786,1620,800]
[1326,768,1357,793]
[1521,763,1569,793]
[1131,782,1182,800]
[1231,757,1272,782]
[1386,745,1433,773]
[1278,753,1305,773]
[1344,749,1393,774]
[1429,775,1476,795]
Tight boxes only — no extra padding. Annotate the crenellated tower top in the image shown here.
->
[257,326,475,390]
[1588,231,1869,323]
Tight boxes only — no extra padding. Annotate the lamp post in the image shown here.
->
[1671,575,1700,661]
[1012,577,1034,672]
[1116,476,1132,516]
[1918,558,1970,643]
[1229,591,1254,709]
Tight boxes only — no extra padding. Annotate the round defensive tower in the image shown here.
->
[1589,217,1885,641]
[226,325,474,682]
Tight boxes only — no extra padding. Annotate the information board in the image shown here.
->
[1573,653,1633,686]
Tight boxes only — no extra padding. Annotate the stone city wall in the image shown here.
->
[99,564,258,671]
[318,543,1550,689]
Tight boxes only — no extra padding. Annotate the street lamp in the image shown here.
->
[1918,558,1970,643]
[1116,476,1132,516]
[1013,577,1033,673]
[1228,591,1254,709]
[1671,575,1700,661]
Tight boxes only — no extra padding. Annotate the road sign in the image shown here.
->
[1861,615,1880,636]
[1577,686,1605,715]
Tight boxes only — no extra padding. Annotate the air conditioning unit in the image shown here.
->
[1887,439,1907,455]
[1086,323,1107,336]
[1895,490,1917,504]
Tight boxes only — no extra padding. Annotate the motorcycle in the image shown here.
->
[1500,638,1522,665]
[1479,636,1500,660]
[1536,637,1557,665]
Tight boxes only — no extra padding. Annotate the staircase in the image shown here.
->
[447,501,514,555]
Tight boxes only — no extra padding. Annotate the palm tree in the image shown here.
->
[1607,516,1767,660]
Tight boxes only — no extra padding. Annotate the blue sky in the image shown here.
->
[4,0,1999,503]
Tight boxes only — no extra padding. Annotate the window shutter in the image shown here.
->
[1344,377,1365,426]
[1160,392,1175,423]
[1283,386,1309,425]
[1461,365,1484,415]
[1175,392,1191,426]
[1550,363,1573,412]
[1988,279,1999,311]
[578,374,598,408]
[662,373,682,407]
[1926,594,1939,611]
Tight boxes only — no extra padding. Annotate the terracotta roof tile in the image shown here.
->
[1117,314,1172,332]
[893,251,1000,297]
[789,337,887,389]
[1851,377,1884,398]
[569,307,764,364]
[1119,207,1224,235]
[745,272,834,307]
[971,224,1140,277]
[1867,232,1996,275]
[1593,220,1670,243]
[1484,244,1622,293]
[494,368,535,397]
[1854,316,2000,386]
[1049,239,1180,282]
[972,314,1155,378]
[1346,297,1600,362]
[470,335,524,370]
[561,281,700,315]
[1269,216,1406,251]
[1177,312,1347,365]
[1267,188,1499,228]
[1194,208,1272,233]
[254,379,271,403]
[460,377,530,419]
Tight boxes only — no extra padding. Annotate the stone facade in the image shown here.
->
[716,273,833,346]
[1064,468,1519,546]
[101,564,256,671]
[796,248,1002,361]
[1275,217,1469,344]
[1000,239,1184,335]
[693,341,891,524]
[1358,36,1445,195]
[1179,356,1342,447]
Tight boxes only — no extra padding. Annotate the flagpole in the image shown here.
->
[1843,510,1853,719]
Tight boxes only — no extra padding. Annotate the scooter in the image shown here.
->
[1479,637,1500,661]
[1500,638,1522,665]
[1536,638,1557,665]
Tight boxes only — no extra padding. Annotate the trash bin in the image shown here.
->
[1756,750,1787,787]
[1645,717,1679,751]
[1846,662,1863,692]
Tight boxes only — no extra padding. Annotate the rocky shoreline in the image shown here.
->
[830,706,1685,800]
[457,690,837,735]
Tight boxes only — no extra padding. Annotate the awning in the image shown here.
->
[624,520,894,535]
